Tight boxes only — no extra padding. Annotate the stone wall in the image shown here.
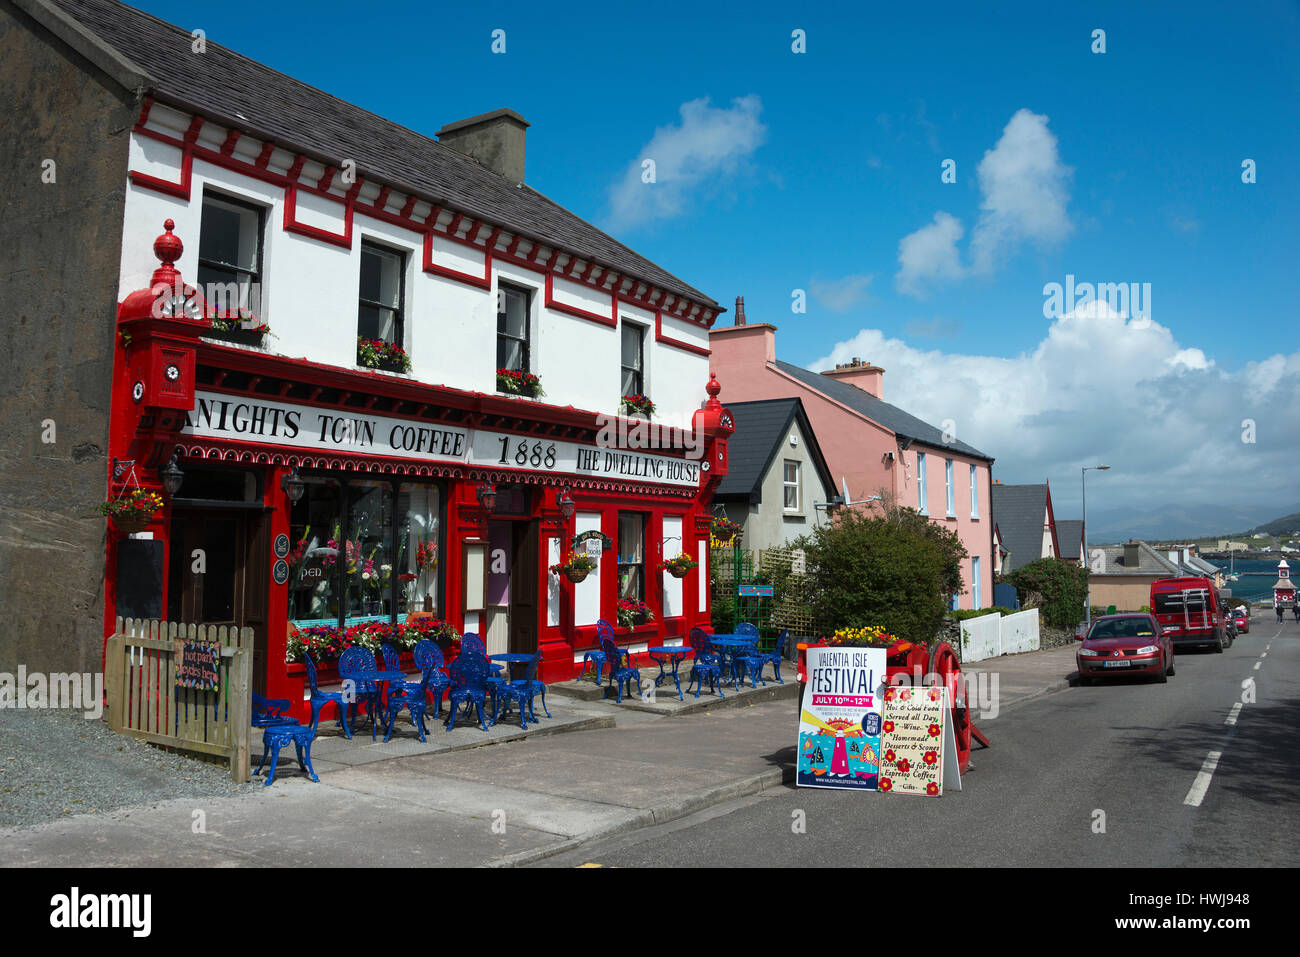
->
[0,3,135,673]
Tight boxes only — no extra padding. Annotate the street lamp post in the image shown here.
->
[1082,465,1111,627]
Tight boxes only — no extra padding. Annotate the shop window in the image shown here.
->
[621,323,645,397]
[287,478,344,627]
[358,241,405,346]
[783,460,800,511]
[497,284,530,377]
[198,191,263,317]
[346,481,394,620]
[397,483,441,616]
[618,512,646,601]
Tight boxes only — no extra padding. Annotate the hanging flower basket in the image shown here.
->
[661,552,699,579]
[99,488,164,536]
[551,551,597,583]
[710,516,743,546]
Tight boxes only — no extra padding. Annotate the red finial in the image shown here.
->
[705,370,721,410]
[151,219,184,287]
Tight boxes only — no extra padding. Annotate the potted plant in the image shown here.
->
[357,337,412,373]
[621,394,656,418]
[616,597,654,628]
[550,552,598,583]
[496,368,545,398]
[98,488,164,535]
[710,516,743,546]
[661,552,699,579]
[207,310,270,347]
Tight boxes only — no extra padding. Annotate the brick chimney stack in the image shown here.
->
[734,296,746,326]
[819,357,886,399]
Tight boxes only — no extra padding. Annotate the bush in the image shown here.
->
[1002,558,1090,628]
[795,504,967,644]
[951,606,1016,621]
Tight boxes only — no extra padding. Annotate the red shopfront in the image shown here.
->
[105,225,732,722]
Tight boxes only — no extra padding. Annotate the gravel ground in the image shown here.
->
[0,708,256,829]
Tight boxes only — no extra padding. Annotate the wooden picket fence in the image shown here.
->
[105,617,252,783]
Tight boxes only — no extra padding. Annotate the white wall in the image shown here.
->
[120,120,711,422]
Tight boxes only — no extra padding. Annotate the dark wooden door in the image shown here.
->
[508,520,539,654]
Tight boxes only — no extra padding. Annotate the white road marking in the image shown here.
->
[1253,661,1262,670]
[1184,751,1223,807]
[1260,652,1267,659]
[1225,703,1242,726]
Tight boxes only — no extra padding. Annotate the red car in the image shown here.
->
[1076,613,1174,685]
[1231,607,1249,634]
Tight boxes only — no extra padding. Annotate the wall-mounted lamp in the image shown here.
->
[476,484,497,512]
[281,466,305,504]
[555,483,575,522]
[161,450,185,497]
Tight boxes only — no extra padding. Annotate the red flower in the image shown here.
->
[883,688,895,702]
[899,689,912,701]
[928,688,942,702]
[928,723,941,737]
[879,777,893,792]
[926,782,939,796]
[884,749,896,763]
[896,758,910,773]
[923,750,938,766]
[883,720,895,734]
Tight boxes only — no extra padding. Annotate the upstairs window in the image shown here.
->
[970,464,979,518]
[783,460,801,511]
[198,192,263,317]
[945,458,955,517]
[357,241,405,346]
[917,452,928,514]
[497,284,531,375]
[621,323,645,397]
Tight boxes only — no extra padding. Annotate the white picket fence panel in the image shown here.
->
[959,607,1040,661]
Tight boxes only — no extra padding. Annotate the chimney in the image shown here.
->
[436,109,530,183]
[734,296,746,326]
[820,357,886,399]
[1124,540,1141,569]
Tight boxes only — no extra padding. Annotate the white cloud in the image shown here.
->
[896,212,965,296]
[606,95,766,230]
[808,309,1300,527]
[895,109,1072,295]
[810,274,874,312]
[969,109,1072,273]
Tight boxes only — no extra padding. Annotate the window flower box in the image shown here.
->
[357,337,412,373]
[207,312,270,347]
[621,394,656,418]
[616,598,654,629]
[496,368,544,398]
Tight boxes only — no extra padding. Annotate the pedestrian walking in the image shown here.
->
[1276,602,1285,624]
[1292,603,1299,623]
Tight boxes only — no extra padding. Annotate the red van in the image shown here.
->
[1150,577,1229,653]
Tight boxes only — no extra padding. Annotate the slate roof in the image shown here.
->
[713,399,835,505]
[990,484,1052,573]
[39,0,717,309]
[773,360,992,461]
[1090,542,1183,577]
[1056,519,1084,560]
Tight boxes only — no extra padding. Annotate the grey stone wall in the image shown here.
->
[0,2,135,673]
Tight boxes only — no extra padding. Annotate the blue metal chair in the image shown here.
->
[445,652,491,732]
[462,632,504,711]
[578,619,615,684]
[732,622,760,686]
[686,629,724,697]
[383,667,432,742]
[338,646,384,740]
[733,639,767,689]
[492,652,540,730]
[411,639,451,716]
[304,654,354,738]
[598,635,642,704]
[755,628,788,684]
[252,690,299,728]
[505,650,551,723]
[254,722,319,787]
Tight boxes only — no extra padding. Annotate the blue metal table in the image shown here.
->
[489,653,537,725]
[707,636,759,689]
[647,645,691,700]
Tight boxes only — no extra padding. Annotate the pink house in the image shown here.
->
[709,303,995,609]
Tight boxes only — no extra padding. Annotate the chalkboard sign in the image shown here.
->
[115,539,164,620]
[176,641,220,692]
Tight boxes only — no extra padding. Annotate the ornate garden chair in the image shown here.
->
[578,619,616,685]
[305,653,354,738]
[252,690,299,728]
[444,652,491,732]
[598,635,642,704]
[337,646,384,740]
[411,639,451,717]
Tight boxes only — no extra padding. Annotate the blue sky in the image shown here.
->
[133,0,1300,537]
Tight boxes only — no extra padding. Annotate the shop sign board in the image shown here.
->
[877,686,962,796]
[183,391,700,488]
[797,646,886,790]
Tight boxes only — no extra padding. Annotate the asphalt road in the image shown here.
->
[540,618,1300,868]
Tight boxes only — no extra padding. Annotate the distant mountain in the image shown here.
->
[1086,503,1299,544]
[1242,512,1300,538]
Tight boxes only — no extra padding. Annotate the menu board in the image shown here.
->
[797,646,886,790]
[878,685,961,796]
